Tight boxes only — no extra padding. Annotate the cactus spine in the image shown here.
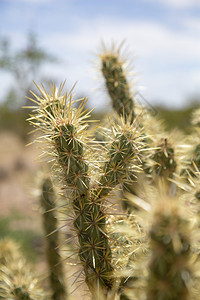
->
[41,177,67,300]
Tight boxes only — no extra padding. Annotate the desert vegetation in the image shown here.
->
[0,42,200,300]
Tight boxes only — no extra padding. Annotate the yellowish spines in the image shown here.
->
[147,194,191,300]
[100,44,135,123]
[0,238,47,300]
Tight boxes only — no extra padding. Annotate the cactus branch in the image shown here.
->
[100,45,135,123]
[41,177,67,300]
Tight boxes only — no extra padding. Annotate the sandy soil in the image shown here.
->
[0,131,42,218]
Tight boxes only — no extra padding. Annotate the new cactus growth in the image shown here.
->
[151,138,176,179]
[94,118,143,199]
[41,177,67,300]
[100,45,135,123]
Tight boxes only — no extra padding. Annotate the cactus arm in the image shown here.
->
[41,177,67,300]
[100,48,135,123]
[94,127,141,201]
[28,84,114,295]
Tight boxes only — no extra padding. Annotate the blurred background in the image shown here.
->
[0,0,200,286]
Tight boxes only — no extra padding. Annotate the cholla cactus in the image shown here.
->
[28,82,143,297]
[147,192,191,300]
[0,238,47,300]
[149,138,177,180]
[107,214,148,300]
[40,176,67,300]
[100,44,146,214]
[181,165,200,299]
[99,45,188,200]
[20,41,200,300]
[100,43,135,123]
[0,238,21,266]
[143,123,188,197]
[181,108,200,179]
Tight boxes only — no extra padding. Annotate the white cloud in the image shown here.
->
[1,15,200,109]
[145,0,200,9]
[7,0,53,4]
[47,17,200,108]
[183,17,200,32]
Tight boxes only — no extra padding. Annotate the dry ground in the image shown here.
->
[0,131,42,218]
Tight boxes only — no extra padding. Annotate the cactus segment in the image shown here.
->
[41,177,67,300]
[101,49,135,123]
[152,138,177,179]
[96,131,139,199]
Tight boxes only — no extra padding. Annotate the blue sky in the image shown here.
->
[0,0,200,110]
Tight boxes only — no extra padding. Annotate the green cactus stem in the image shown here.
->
[101,47,135,123]
[53,119,114,293]
[95,126,142,203]
[100,47,149,215]
[41,177,67,300]
[152,138,176,179]
[28,84,114,295]
[145,138,177,195]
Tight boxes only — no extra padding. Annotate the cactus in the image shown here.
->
[146,137,177,195]
[0,238,47,300]
[107,214,148,300]
[0,238,21,266]
[100,45,184,201]
[100,44,135,123]
[28,83,143,297]
[40,176,67,300]
[149,138,176,179]
[0,41,198,300]
[147,193,191,300]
